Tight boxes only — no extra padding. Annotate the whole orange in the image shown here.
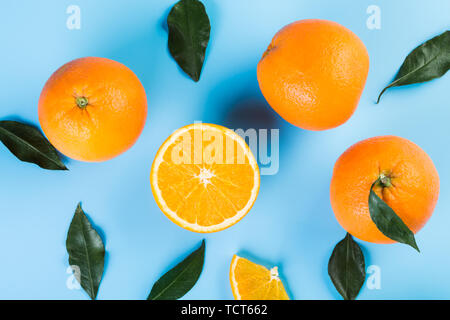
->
[330,136,440,243]
[257,19,369,131]
[38,57,147,162]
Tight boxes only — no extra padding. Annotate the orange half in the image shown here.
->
[230,255,290,300]
[150,123,260,233]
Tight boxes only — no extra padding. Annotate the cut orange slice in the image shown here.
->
[150,123,260,233]
[230,255,290,300]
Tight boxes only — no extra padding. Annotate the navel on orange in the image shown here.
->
[230,255,289,300]
[150,123,260,233]
[38,57,147,162]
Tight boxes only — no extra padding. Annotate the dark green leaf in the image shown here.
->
[167,0,211,82]
[66,203,105,300]
[0,120,67,170]
[377,31,450,103]
[369,185,419,252]
[148,240,205,300]
[328,233,366,300]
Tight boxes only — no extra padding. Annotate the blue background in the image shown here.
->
[0,0,449,299]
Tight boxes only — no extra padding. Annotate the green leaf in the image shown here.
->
[167,0,211,82]
[148,240,205,300]
[0,120,67,170]
[369,184,420,252]
[377,31,450,103]
[66,203,105,300]
[328,233,366,300]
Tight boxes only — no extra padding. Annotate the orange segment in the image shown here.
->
[150,123,260,233]
[230,255,290,300]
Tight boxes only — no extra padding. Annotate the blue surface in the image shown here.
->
[0,0,450,300]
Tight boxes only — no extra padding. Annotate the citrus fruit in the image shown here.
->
[330,136,440,243]
[38,57,147,162]
[230,255,289,300]
[150,123,260,233]
[257,19,369,131]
